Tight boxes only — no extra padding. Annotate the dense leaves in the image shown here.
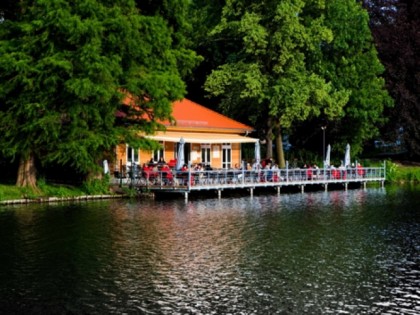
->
[300,0,393,157]
[364,0,420,159]
[202,0,350,167]
[0,0,199,186]
[196,0,392,164]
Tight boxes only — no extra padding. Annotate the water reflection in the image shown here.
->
[0,186,419,314]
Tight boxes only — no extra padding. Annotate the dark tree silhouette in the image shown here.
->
[364,0,420,159]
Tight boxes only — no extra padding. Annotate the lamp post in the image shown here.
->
[321,126,326,165]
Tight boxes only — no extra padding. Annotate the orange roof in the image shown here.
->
[168,99,253,133]
[121,96,254,134]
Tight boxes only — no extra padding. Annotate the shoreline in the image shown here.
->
[0,194,127,205]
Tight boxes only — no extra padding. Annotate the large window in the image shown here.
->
[126,145,139,165]
[201,144,211,166]
[222,143,231,169]
[153,142,164,162]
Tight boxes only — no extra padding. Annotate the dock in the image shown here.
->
[113,163,386,200]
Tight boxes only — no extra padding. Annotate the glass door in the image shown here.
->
[201,144,211,167]
[222,143,231,169]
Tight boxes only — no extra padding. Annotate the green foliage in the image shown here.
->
[204,0,346,118]
[0,181,86,201]
[81,176,111,195]
[388,163,420,183]
[286,149,323,168]
[121,186,139,198]
[385,160,398,182]
[202,0,350,166]
[383,161,420,183]
[0,0,200,182]
[311,0,393,156]
[0,185,24,201]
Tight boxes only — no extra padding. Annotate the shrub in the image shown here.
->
[81,176,111,195]
[385,160,398,182]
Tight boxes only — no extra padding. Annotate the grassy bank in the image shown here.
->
[386,161,420,183]
[0,177,115,202]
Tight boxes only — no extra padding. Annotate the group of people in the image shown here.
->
[130,155,365,185]
[141,157,174,183]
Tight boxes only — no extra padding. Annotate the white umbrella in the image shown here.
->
[254,141,261,165]
[176,137,185,170]
[344,143,351,167]
[324,144,331,167]
[103,159,109,174]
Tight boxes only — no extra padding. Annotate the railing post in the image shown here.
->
[187,163,191,190]
[383,160,386,180]
[130,158,133,189]
[119,159,123,187]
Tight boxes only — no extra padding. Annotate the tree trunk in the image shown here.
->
[16,152,37,188]
[275,129,286,168]
[265,117,274,159]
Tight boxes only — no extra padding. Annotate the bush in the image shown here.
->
[384,161,420,183]
[81,176,111,195]
[385,160,398,182]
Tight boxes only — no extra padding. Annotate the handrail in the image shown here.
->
[115,165,386,190]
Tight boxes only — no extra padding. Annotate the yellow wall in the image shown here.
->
[113,141,243,172]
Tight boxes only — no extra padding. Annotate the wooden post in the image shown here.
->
[218,190,221,199]
[324,184,328,192]
[250,188,253,198]
[301,185,304,193]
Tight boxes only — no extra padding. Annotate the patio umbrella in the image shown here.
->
[103,159,109,174]
[324,144,331,167]
[254,141,261,165]
[344,143,351,167]
[176,137,185,170]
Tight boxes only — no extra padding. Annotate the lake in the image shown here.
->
[0,185,419,314]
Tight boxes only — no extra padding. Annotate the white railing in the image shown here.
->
[114,165,386,191]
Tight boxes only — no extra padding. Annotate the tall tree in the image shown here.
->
[364,0,420,159]
[294,0,393,158]
[203,0,348,167]
[0,0,199,187]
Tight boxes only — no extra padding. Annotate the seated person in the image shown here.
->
[157,157,166,165]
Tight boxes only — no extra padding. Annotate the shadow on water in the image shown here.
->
[0,185,419,314]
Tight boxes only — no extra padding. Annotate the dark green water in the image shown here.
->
[0,186,419,314]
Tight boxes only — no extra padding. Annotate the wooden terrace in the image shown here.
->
[113,164,386,200]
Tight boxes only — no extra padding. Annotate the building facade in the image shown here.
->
[114,98,257,173]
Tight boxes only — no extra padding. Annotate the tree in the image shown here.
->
[203,0,348,167]
[364,0,420,159]
[290,0,393,160]
[313,0,393,157]
[0,0,200,187]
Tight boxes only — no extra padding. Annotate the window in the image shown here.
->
[201,144,211,166]
[222,143,231,169]
[126,145,139,165]
[153,142,164,162]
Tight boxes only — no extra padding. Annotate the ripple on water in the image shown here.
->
[0,187,419,314]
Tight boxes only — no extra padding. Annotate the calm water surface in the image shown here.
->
[0,186,419,314]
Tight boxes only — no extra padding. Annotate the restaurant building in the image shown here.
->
[114,98,258,172]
